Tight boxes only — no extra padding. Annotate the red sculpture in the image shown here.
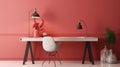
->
[32,18,44,37]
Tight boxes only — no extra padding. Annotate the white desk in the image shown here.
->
[20,37,98,65]
[20,37,98,42]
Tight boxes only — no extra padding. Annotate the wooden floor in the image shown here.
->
[0,61,119,67]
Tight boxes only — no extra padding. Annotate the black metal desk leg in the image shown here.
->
[82,41,94,65]
[23,41,30,65]
[23,41,35,65]
[87,42,94,65]
[29,42,35,64]
[82,43,87,64]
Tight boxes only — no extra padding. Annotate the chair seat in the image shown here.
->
[42,36,62,67]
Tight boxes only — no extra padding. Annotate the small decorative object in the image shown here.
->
[33,29,39,37]
[100,46,109,63]
[32,19,39,37]
[32,16,44,37]
[105,28,117,64]
[42,32,47,37]
[106,49,117,64]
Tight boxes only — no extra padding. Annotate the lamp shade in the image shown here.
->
[77,22,82,29]
[77,20,88,36]
[32,8,40,18]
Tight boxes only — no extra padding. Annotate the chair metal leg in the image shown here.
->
[42,61,45,66]
[48,53,51,64]
[53,60,56,67]
[42,52,49,66]
[42,59,46,66]
[42,52,61,67]
[56,52,62,64]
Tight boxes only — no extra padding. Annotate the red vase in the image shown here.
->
[33,29,39,37]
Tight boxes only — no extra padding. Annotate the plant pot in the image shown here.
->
[106,49,117,64]
[100,46,109,63]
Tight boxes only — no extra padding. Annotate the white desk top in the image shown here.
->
[20,37,98,42]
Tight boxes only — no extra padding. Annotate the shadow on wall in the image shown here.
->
[42,8,57,22]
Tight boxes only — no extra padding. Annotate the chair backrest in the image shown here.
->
[42,36,57,52]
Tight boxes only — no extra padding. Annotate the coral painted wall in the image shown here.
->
[0,0,120,60]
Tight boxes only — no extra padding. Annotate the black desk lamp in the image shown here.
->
[28,8,40,36]
[77,20,88,36]
[32,8,40,18]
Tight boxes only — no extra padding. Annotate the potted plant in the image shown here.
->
[105,28,116,47]
[105,28,117,64]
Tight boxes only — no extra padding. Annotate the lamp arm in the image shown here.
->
[80,20,88,36]
[28,10,30,37]
[28,8,35,37]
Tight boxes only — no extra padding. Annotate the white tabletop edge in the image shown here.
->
[20,37,98,42]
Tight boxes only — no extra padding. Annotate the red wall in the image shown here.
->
[0,0,120,60]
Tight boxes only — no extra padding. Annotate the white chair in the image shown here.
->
[42,36,61,67]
